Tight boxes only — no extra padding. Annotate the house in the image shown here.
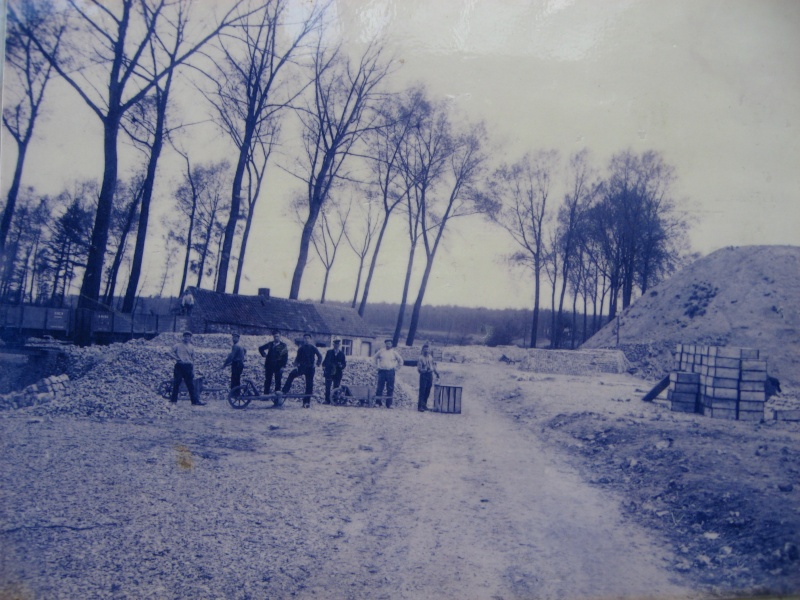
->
[183,287,377,357]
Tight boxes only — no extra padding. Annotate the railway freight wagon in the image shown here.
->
[0,304,189,344]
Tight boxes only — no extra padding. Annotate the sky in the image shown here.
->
[1,0,799,310]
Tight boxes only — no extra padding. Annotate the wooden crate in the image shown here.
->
[432,384,462,414]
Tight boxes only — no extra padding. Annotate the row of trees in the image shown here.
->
[487,148,690,348]
[1,0,690,347]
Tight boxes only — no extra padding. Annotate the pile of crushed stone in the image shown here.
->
[18,335,412,420]
[582,245,800,398]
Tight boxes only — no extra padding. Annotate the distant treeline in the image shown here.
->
[40,294,610,348]
[326,301,611,348]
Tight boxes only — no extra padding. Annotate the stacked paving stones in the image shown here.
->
[671,344,767,421]
[0,374,70,410]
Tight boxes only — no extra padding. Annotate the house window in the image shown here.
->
[341,339,353,356]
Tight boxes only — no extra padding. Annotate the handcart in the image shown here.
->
[157,372,227,402]
[227,380,312,409]
[330,385,392,408]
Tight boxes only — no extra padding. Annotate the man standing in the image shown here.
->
[169,331,204,405]
[374,339,403,408]
[258,330,288,394]
[222,333,247,394]
[181,289,195,315]
[282,333,322,408]
[322,339,347,404]
[417,344,439,412]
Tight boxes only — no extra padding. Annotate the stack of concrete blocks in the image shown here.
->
[0,374,70,410]
[668,371,701,413]
[674,344,766,421]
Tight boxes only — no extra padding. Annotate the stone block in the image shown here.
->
[671,400,698,413]
[701,376,739,389]
[774,409,800,422]
[705,356,741,369]
[670,372,700,383]
[739,390,766,402]
[704,366,740,379]
[740,359,766,371]
[740,370,767,382]
[738,410,764,422]
[668,390,698,403]
[672,382,700,394]
[739,381,766,392]
[706,406,737,420]
[739,400,765,412]
[704,387,739,400]
[704,397,738,410]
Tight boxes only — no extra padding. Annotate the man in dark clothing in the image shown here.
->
[322,339,347,404]
[169,331,204,405]
[258,331,288,394]
[416,343,439,411]
[222,333,246,394]
[281,333,322,407]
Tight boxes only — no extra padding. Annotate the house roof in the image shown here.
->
[313,302,376,338]
[187,288,374,338]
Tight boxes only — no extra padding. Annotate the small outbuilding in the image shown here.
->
[182,287,376,356]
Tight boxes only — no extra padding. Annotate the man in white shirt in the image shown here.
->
[170,331,204,405]
[374,339,403,408]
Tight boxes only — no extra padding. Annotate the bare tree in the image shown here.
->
[586,150,687,318]
[551,150,594,349]
[203,0,325,293]
[0,191,50,303]
[288,38,393,299]
[233,125,277,294]
[1,1,63,254]
[486,150,557,348]
[357,87,427,316]
[39,182,98,307]
[15,0,251,341]
[102,176,143,307]
[391,102,451,346]
[311,199,350,303]
[120,1,194,313]
[173,160,232,291]
[344,191,380,308]
[404,121,489,346]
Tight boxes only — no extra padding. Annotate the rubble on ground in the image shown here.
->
[11,335,411,420]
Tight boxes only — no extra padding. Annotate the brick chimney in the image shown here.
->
[258,288,270,299]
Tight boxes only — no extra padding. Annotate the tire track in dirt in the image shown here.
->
[301,365,697,599]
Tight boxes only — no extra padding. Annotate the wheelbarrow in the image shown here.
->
[157,372,227,402]
[227,380,312,409]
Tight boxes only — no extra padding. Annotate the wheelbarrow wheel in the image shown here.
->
[158,380,173,400]
[228,383,256,409]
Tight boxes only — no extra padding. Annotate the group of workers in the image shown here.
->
[169,331,439,412]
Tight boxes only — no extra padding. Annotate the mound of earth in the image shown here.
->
[582,245,800,396]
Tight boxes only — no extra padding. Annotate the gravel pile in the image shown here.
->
[21,335,412,419]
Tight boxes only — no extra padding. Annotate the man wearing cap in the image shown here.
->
[222,333,247,394]
[374,339,403,408]
[282,333,323,407]
[169,331,204,405]
[417,344,439,412]
[322,339,347,404]
[258,331,288,394]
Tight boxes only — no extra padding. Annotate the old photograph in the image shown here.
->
[1,1,798,598]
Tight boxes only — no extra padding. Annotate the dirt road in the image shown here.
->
[2,364,698,599]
